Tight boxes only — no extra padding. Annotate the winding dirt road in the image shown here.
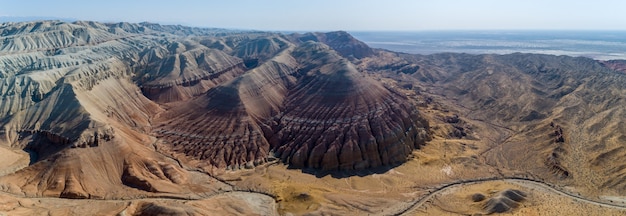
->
[387,177,626,216]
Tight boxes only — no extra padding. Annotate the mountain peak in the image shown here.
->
[291,31,374,59]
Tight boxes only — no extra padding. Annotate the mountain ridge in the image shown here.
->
[0,20,625,215]
[0,20,430,200]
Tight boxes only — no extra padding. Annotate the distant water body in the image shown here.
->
[350,31,626,60]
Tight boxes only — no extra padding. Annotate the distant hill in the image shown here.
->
[0,16,76,23]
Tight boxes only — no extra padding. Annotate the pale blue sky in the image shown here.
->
[1,0,625,31]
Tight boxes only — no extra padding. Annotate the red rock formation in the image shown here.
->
[154,46,297,169]
[0,21,431,201]
[600,60,626,73]
[137,47,247,103]
[550,122,565,143]
[270,42,428,170]
[156,41,430,171]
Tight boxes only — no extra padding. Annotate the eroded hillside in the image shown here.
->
[0,21,625,216]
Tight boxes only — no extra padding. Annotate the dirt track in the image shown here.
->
[386,177,626,216]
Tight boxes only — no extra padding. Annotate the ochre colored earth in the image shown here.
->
[0,21,625,215]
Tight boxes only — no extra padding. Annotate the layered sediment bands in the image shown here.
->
[233,36,289,60]
[156,42,429,171]
[0,21,226,198]
[138,63,247,103]
[137,45,246,103]
[151,37,298,169]
[155,88,271,170]
[481,189,527,214]
[0,20,432,201]
[155,47,299,169]
[270,42,429,170]
[272,83,428,170]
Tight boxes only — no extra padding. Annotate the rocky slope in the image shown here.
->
[2,20,626,215]
[290,31,374,59]
[270,42,428,170]
[0,20,233,199]
[0,20,430,200]
[370,51,626,197]
[155,40,429,171]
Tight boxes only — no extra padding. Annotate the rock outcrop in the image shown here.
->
[481,189,527,214]
[545,122,570,179]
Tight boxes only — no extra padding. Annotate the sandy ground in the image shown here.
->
[0,191,277,216]
[412,180,626,216]
[600,196,626,206]
[0,145,29,177]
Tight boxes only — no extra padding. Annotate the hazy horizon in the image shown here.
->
[2,0,626,31]
[351,31,626,60]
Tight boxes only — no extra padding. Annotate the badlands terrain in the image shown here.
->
[0,20,625,215]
